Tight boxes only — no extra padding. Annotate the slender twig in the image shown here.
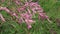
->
[0,13,5,22]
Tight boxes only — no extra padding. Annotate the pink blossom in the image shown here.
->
[27,25,32,29]
[31,8,37,14]
[0,7,19,19]
[25,19,35,29]
[17,6,26,12]
[20,13,32,19]
[30,2,38,7]
[18,17,24,24]
[38,13,48,20]
[27,9,31,14]
[0,7,11,13]
[24,2,29,6]
[0,1,51,29]
[13,13,19,19]
[35,7,43,13]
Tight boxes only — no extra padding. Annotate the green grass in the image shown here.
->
[0,0,60,34]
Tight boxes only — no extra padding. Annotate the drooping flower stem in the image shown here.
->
[0,0,52,29]
[0,13,5,22]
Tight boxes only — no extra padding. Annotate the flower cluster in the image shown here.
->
[0,0,51,29]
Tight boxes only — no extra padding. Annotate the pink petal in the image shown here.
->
[27,25,32,29]
[0,7,10,13]
[13,13,19,19]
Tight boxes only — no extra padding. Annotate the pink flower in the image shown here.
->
[27,25,32,29]
[29,2,43,14]
[0,7,10,13]
[0,7,19,19]
[0,1,51,29]
[17,6,26,12]
[31,8,37,14]
[38,12,48,20]
[24,2,29,6]
[30,2,38,7]
[25,19,35,29]
[27,9,31,14]
[35,7,43,13]
[20,13,32,19]
[13,13,19,19]
[18,17,24,24]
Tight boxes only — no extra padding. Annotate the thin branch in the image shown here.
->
[0,13,5,22]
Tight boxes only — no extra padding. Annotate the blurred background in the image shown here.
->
[0,0,60,34]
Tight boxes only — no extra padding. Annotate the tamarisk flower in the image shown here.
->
[20,12,32,19]
[0,7,10,13]
[0,7,19,21]
[17,6,26,12]
[38,12,52,23]
[20,13,35,29]
[29,2,43,13]
[25,19,35,29]
[13,0,24,6]
[18,17,24,24]
[17,1,52,29]
[0,0,52,29]
[38,12,48,20]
